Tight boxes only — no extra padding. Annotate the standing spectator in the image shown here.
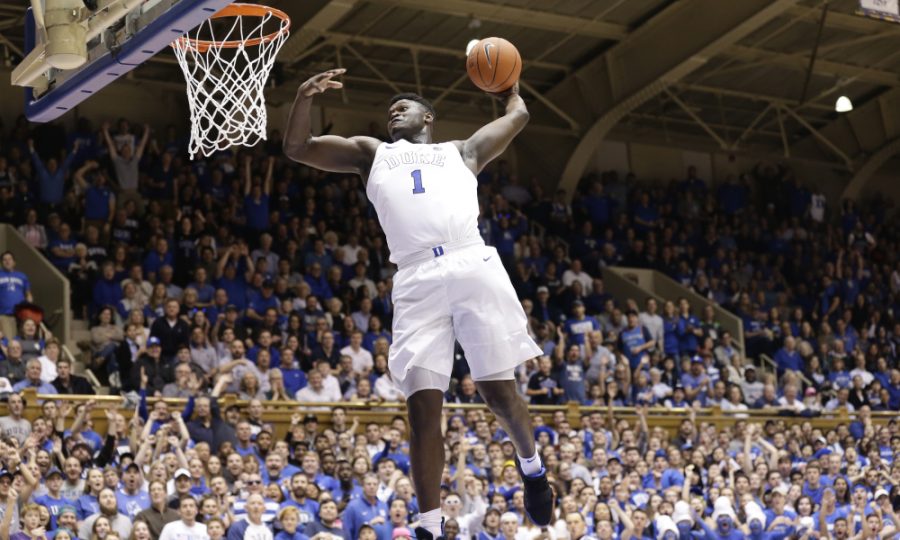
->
[526,357,562,405]
[17,209,48,250]
[342,474,388,540]
[244,156,274,233]
[0,392,30,444]
[773,336,802,378]
[74,161,116,238]
[564,301,600,346]
[303,500,344,539]
[186,388,237,450]
[48,223,77,273]
[619,311,654,371]
[0,252,32,340]
[102,121,149,213]
[638,299,663,352]
[78,488,133,540]
[135,480,180,539]
[227,494,273,540]
[676,299,702,356]
[159,496,207,540]
[29,138,78,212]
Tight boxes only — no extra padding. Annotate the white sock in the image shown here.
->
[419,508,442,538]
[518,451,543,476]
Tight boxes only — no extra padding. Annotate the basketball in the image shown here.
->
[466,37,521,93]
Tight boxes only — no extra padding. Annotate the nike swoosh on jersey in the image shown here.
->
[483,256,492,262]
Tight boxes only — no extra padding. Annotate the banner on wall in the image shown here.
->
[858,0,900,22]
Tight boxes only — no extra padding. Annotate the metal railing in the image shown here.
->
[759,352,814,387]
[10,389,887,442]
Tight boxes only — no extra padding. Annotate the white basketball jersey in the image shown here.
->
[366,139,481,263]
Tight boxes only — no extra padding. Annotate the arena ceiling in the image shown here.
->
[2,0,900,193]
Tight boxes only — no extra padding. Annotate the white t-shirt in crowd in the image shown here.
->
[159,520,209,540]
[244,521,274,540]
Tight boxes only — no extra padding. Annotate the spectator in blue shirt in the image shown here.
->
[34,467,75,528]
[676,299,702,356]
[763,486,797,537]
[619,311,654,371]
[143,238,174,283]
[0,252,32,340]
[187,267,216,306]
[279,474,319,532]
[92,263,123,315]
[564,301,600,346]
[48,222,78,272]
[680,357,709,405]
[74,161,116,234]
[342,474,388,540]
[244,156,273,233]
[773,337,802,378]
[29,138,78,210]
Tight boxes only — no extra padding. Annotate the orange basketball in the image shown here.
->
[466,37,521,93]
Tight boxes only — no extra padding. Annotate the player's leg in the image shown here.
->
[473,376,535,457]
[400,368,451,539]
[446,246,553,525]
[406,385,446,540]
[388,263,455,540]
[475,373,554,526]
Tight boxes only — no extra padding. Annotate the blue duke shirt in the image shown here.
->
[342,496,388,540]
[0,270,29,315]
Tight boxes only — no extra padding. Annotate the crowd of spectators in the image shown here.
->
[0,113,894,540]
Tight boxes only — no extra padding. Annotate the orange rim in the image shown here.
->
[173,3,291,53]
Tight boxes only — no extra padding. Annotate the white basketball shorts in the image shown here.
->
[389,238,542,396]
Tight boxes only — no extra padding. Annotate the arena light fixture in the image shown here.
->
[835,95,853,113]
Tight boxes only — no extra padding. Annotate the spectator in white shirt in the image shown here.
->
[295,369,340,404]
[37,339,60,384]
[562,259,592,293]
[777,383,806,413]
[638,298,663,351]
[373,372,404,402]
[159,496,208,540]
[340,331,373,375]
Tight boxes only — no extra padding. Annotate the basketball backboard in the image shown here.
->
[11,0,233,123]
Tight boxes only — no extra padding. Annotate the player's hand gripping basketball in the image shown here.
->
[299,68,346,97]
[489,81,520,100]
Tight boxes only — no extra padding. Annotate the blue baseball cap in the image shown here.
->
[147,337,161,347]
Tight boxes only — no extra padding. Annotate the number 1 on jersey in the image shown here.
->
[411,169,425,194]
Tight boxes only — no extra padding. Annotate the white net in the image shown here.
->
[172,4,290,159]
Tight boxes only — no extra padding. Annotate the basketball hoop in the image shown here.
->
[172,3,290,159]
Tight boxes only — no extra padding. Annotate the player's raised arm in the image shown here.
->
[460,83,529,174]
[283,68,379,175]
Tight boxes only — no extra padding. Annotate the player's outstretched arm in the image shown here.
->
[283,68,379,175]
[459,83,529,174]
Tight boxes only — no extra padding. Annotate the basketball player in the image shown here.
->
[283,68,553,538]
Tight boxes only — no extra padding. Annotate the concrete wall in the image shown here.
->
[0,225,70,344]
[602,266,745,354]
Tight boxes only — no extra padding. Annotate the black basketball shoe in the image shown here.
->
[516,456,554,526]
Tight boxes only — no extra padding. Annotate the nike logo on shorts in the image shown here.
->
[483,256,492,262]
